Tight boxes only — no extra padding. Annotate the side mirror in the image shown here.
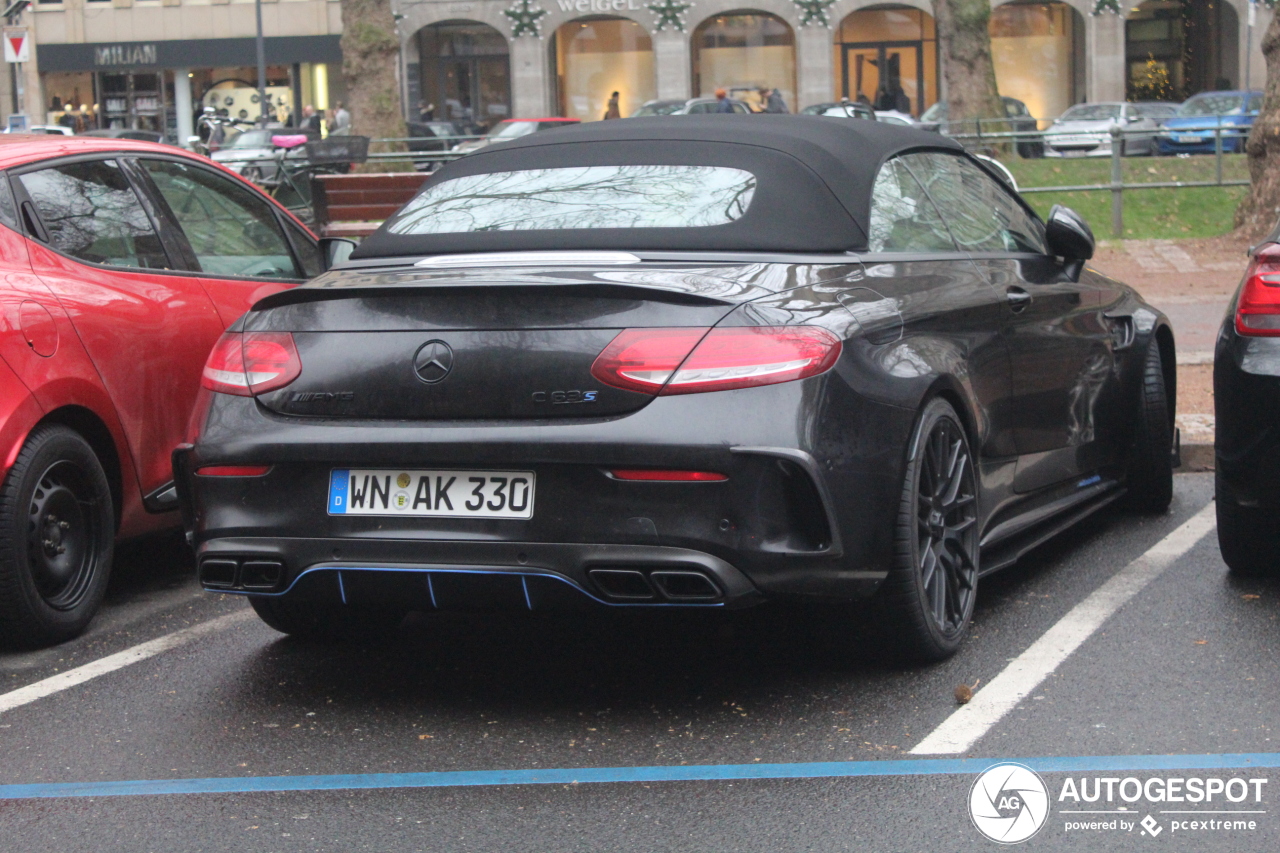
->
[319,237,357,272]
[1045,204,1094,279]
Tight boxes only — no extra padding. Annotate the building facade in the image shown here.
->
[399,0,1271,126]
[2,0,345,142]
[1,0,1271,141]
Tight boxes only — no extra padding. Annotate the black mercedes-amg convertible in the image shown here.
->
[174,116,1176,661]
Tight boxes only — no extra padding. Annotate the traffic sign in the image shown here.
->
[3,27,28,63]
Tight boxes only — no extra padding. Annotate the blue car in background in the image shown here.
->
[1156,90,1262,155]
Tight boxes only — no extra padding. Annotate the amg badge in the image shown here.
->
[290,391,355,403]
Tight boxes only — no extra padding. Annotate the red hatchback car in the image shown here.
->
[0,136,321,646]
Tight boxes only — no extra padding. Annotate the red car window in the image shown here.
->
[17,160,170,270]
[140,159,301,280]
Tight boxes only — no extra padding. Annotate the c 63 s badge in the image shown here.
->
[532,390,598,405]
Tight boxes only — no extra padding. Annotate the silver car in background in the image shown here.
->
[1044,102,1177,157]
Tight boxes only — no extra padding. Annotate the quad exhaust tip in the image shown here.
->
[199,558,284,592]
[588,568,721,602]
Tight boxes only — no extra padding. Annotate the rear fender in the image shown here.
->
[0,355,45,480]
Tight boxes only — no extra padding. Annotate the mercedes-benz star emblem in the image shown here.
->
[413,340,454,384]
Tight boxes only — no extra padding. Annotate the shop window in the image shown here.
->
[834,6,936,116]
[692,13,794,113]
[990,1,1082,121]
[554,17,655,121]
[417,22,511,134]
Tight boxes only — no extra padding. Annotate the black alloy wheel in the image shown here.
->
[882,398,980,662]
[0,425,114,647]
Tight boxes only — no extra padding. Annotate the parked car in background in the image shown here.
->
[408,121,471,171]
[2,126,74,136]
[0,135,323,647]
[81,128,164,144]
[920,96,1043,158]
[210,127,319,182]
[1044,102,1177,157]
[1214,226,1280,576]
[452,118,580,154]
[632,98,754,117]
[875,110,916,126]
[1156,90,1262,155]
[801,101,875,120]
[177,116,1175,663]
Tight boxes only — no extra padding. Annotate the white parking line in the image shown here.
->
[0,609,253,716]
[910,502,1217,756]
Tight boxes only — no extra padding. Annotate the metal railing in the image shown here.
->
[939,117,1250,238]
[204,117,1250,239]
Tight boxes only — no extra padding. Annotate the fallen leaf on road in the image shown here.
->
[418,734,433,740]
[1242,594,1260,600]
[1194,640,1208,645]
[955,677,982,705]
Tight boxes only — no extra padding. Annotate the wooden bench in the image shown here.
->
[310,172,429,239]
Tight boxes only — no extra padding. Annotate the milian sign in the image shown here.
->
[556,0,645,11]
[94,44,158,67]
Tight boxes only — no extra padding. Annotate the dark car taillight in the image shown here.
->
[1236,244,1280,336]
[591,326,841,395]
[201,331,302,396]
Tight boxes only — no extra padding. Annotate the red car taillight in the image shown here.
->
[591,326,841,395]
[201,332,302,396]
[1236,244,1280,336]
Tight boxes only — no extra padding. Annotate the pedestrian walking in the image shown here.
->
[604,91,621,120]
[713,88,734,113]
[329,101,351,135]
[766,88,788,114]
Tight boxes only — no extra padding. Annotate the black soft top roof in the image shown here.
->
[352,115,965,259]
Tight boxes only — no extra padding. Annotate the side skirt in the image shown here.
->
[978,484,1126,577]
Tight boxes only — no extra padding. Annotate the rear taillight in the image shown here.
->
[201,332,302,396]
[591,326,841,395]
[609,469,728,481]
[1236,244,1280,336]
[195,465,271,477]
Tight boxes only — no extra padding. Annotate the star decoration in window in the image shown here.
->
[1091,0,1122,13]
[504,0,547,38]
[793,0,836,28]
[647,0,693,32]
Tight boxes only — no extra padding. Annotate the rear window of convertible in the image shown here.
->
[385,165,757,234]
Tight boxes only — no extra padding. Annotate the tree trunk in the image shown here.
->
[339,0,408,171]
[932,0,1007,154]
[1237,10,1280,239]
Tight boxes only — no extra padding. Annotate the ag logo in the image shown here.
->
[969,763,1050,844]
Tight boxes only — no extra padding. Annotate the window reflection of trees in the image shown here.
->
[389,166,757,235]
[20,161,167,269]
[867,159,954,253]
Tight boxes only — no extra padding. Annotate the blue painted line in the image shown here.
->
[1,753,1278,801]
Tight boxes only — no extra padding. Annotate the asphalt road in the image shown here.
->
[0,473,1277,852]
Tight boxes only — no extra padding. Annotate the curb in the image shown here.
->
[1175,442,1214,473]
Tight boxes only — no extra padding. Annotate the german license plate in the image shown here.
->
[1176,134,1201,144]
[328,469,535,519]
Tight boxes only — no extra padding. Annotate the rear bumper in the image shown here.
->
[1214,327,1280,509]
[175,380,910,608]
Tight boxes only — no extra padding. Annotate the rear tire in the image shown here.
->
[879,398,980,663]
[1217,499,1280,576]
[1124,341,1174,513]
[249,595,403,641]
[0,425,115,647]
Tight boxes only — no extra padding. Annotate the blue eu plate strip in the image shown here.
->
[329,469,349,515]
[1,753,1278,800]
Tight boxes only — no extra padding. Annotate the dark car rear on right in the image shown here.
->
[1214,228,1280,574]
